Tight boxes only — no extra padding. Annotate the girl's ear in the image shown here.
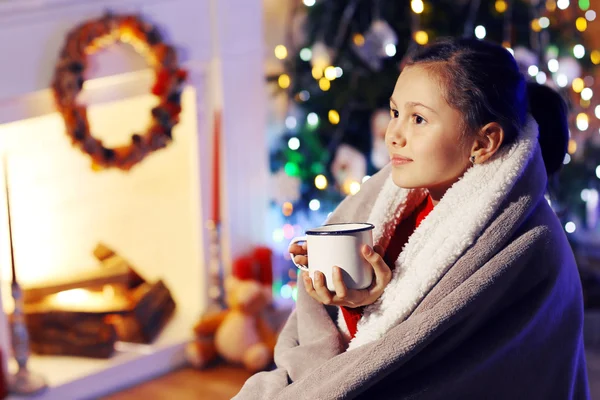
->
[469,122,504,164]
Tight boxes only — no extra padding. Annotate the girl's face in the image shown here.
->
[385,65,473,202]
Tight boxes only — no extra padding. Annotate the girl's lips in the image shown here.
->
[391,155,413,166]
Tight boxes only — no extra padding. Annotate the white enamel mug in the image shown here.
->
[289,222,374,292]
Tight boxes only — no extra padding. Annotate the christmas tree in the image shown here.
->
[266,0,599,300]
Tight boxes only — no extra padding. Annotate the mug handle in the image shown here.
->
[289,236,309,272]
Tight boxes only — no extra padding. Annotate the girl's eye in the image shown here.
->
[413,114,425,124]
[390,109,399,118]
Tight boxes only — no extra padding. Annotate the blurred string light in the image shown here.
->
[539,17,550,28]
[536,71,547,84]
[495,0,507,13]
[564,153,571,164]
[546,0,557,11]
[596,165,600,179]
[280,284,293,299]
[324,66,337,80]
[309,199,321,211]
[288,137,300,150]
[272,228,284,242]
[307,112,319,126]
[591,50,600,65]
[548,59,559,72]
[278,74,291,89]
[353,33,365,46]
[274,45,288,59]
[411,0,424,14]
[415,31,428,45]
[531,19,542,32]
[328,109,340,124]
[303,0,315,6]
[312,67,323,80]
[576,17,587,31]
[282,202,294,216]
[568,138,578,153]
[557,0,570,10]
[285,116,297,129]
[315,174,328,190]
[385,44,397,57]
[586,10,596,21]
[576,113,589,131]
[579,0,590,10]
[474,25,486,39]
[319,78,331,91]
[299,48,312,61]
[595,105,600,119]
[556,74,568,87]
[565,221,576,233]
[573,44,585,59]
[581,87,593,101]
[528,65,539,76]
[572,77,584,92]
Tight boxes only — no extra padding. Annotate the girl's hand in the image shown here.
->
[302,244,392,308]
[289,241,308,268]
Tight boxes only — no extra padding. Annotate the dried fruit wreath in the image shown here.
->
[51,13,187,171]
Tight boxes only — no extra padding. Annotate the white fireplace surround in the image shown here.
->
[0,0,268,398]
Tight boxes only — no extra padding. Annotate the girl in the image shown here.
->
[235,38,589,399]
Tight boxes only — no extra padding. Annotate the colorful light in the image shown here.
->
[319,78,331,91]
[280,284,293,299]
[309,199,321,211]
[573,44,585,59]
[353,34,365,46]
[557,0,570,10]
[307,112,319,126]
[548,59,559,72]
[282,202,294,216]
[303,0,315,6]
[536,71,547,84]
[531,19,542,32]
[586,10,597,21]
[278,74,291,89]
[591,50,600,65]
[528,65,539,76]
[474,25,486,39]
[274,45,288,59]
[415,31,429,45]
[411,0,424,14]
[564,153,571,165]
[298,90,310,101]
[595,105,600,119]
[334,67,344,78]
[385,44,397,57]
[328,109,340,125]
[324,66,337,80]
[272,228,284,242]
[283,224,295,239]
[300,48,312,61]
[315,174,328,190]
[556,74,568,87]
[565,221,576,233]
[539,17,550,28]
[285,116,297,129]
[581,88,593,101]
[579,0,590,10]
[576,113,589,131]
[312,67,323,80]
[568,138,578,153]
[572,77,585,93]
[288,137,300,150]
[495,0,507,13]
[285,162,300,176]
[576,17,587,31]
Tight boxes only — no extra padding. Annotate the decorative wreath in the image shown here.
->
[51,13,187,171]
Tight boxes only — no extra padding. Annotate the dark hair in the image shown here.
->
[406,37,568,176]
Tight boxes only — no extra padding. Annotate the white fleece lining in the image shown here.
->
[344,117,539,350]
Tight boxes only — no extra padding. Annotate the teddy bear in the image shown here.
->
[185,246,277,373]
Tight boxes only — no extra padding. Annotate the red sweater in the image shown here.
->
[341,195,434,339]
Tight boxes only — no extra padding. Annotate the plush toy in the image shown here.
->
[185,246,277,372]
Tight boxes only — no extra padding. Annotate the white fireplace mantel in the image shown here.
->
[0,0,267,397]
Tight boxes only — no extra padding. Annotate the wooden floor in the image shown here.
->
[102,364,253,400]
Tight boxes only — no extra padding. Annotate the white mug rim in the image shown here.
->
[305,222,374,236]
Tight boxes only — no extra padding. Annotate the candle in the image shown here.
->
[45,286,129,313]
[211,111,222,224]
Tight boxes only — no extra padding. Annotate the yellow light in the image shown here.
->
[282,202,293,217]
[328,110,340,125]
[531,19,542,32]
[414,30,429,45]
[319,78,331,91]
[324,66,337,80]
[568,138,577,154]
[581,99,591,108]
[576,17,588,31]
[274,45,288,60]
[411,0,424,14]
[278,74,291,89]
[495,0,507,12]
[572,77,585,93]
[349,181,361,195]
[315,174,328,190]
[312,67,323,80]
[546,0,556,11]
[353,33,365,46]
[591,50,600,65]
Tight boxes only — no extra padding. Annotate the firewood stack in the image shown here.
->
[21,243,176,358]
